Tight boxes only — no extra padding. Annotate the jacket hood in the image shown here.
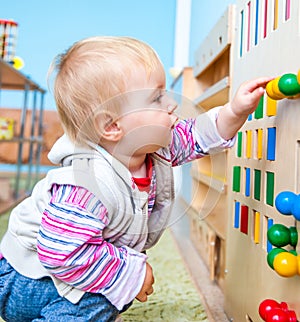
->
[48,135,95,165]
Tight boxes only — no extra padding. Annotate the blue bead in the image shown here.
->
[275,191,297,215]
[292,195,300,220]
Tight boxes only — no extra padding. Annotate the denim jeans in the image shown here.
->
[0,257,130,321]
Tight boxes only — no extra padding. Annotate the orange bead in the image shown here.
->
[273,252,298,277]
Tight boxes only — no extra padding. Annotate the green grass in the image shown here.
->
[0,211,9,240]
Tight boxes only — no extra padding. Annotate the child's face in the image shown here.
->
[117,66,178,154]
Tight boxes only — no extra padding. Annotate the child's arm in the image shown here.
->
[37,184,147,310]
[216,77,273,140]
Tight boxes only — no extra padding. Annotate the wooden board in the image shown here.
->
[225,0,300,320]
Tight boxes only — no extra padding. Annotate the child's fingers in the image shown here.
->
[244,77,274,93]
[247,87,265,108]
[251,86,265,98]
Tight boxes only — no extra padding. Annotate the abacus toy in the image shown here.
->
[266,73,300,100]
[266,191,300,277]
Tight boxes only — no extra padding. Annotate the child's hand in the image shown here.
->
[136,262,154,302]
[231,77,274,116]
[217,76,274,140]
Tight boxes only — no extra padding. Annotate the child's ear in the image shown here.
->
[102,121,123,142]
[94,112,123,142]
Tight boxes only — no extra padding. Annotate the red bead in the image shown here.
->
[259,299,281,319]
[265,308,289,322]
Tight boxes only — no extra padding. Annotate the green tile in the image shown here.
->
[266,171,275,206]
[254,169,261,200]
[237,132,242,157]
[254,96,264,119]
[233,166,241,192]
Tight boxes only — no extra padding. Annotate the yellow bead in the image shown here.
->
[273,252,298,277]
[272,76,287,99]
[297,255,300,275]
[266,80,284,100]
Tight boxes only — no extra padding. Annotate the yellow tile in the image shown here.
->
[254,211,260,244]
[266,96,277,116]
[273,0,279,30]
[257,129,263,159]
[246,130,252,158]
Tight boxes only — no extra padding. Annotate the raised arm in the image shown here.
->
[216,77,273,140]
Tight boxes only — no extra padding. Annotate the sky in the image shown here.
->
[1,0,177,110]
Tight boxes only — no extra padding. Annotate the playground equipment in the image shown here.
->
[0,19,18,63]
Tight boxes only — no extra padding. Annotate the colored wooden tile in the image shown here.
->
[273,0,278,30]
[255,0,259,45]
[257,128,263,159]
[240,10,244,57]
[240,205,249,234]
[267,127,276,161]
[245,167,251,197]
[246,130,252,158]
[263,0,268,38]
[237,132,242,157]
[234,201,240,228]
[286,0,291,20]
[254,96,264,119]
[266,171,275,206]
[254,169,261,200]
[233,166,241,192]
[247,1,251,52]
[266,96,277,116]
[254,211,260,243]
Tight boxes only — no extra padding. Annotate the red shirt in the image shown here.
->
[132,155,152,192]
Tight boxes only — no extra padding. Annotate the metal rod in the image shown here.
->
[14,82,29,199]
[25,89,37,191]
[35,91,44,182]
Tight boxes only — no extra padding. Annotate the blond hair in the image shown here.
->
[47,36,165,145]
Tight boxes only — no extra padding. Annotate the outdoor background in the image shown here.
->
[1,0,233,110]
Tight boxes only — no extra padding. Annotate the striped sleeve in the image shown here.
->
[168,118,205,166]
[37,184,147,310]
[163,107,236,166]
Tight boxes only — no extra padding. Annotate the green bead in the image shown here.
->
[289,249,298,256]
[278,73,300,96]
[267,248,287,269]
[267,224,290,247]
[289,226,298,247]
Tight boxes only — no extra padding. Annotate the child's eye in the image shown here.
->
[153,92,164,104]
